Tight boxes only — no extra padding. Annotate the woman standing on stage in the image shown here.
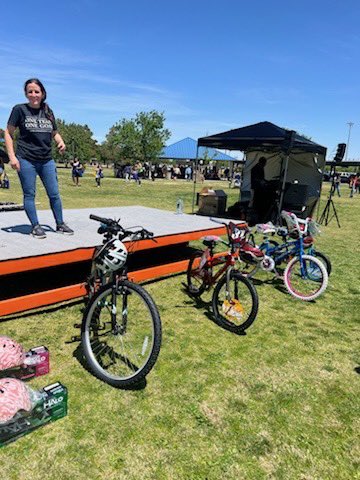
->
[4,78,73,239]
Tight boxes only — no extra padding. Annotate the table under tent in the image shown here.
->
[197,121,327,224]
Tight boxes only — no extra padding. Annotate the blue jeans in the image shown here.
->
[18,158,63,227]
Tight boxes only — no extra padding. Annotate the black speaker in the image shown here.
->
[334,143,346,163]
[283,183,308,206]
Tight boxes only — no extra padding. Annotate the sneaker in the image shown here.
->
[56,223,74,235]
[31,225,46,239]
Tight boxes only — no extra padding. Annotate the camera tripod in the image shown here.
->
[319,166,340,228]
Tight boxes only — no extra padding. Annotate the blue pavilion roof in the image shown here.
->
[160,137,238,161]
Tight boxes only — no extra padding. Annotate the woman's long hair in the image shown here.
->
[24,78,56,128]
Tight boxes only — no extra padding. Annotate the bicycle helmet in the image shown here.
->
[0,378,32,423]
[95,239,128,273]
[0,336,25,371]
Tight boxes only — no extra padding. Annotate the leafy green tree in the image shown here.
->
[105,110,171,167]
[53,120,98,165]
[105,119,140,163]
[135,111,170,164]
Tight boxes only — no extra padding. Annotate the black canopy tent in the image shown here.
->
[197,121,327,221]
[198,121,326,154]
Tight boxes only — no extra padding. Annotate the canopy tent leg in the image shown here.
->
[191,146,199,213]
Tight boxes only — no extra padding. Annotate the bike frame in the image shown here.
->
[199,247,235,289]
[260,236,309,277]
[197,219,243,290]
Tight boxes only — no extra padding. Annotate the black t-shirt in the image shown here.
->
[7,103,57,162]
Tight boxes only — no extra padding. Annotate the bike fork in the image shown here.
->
[111,280,128,335]
[225,267,236,300]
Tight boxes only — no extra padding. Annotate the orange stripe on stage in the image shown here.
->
[0,248,95,276]
[0,259,195,317]
[0,227,229,276]
[0,284,87,317]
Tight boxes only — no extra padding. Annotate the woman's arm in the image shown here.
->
[4,126,20,171]
[53,131,66,154]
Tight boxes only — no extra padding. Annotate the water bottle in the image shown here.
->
[176,198,184,215]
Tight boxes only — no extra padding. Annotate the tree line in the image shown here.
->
[52,110,170,166]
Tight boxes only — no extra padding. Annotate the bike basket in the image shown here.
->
[308,220,321,237]
[281,211,301,238]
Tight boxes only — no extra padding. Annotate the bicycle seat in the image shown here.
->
[240,242,264,259]
[201,235,221,247]
[303,235,314,246]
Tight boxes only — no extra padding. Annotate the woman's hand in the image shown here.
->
[53,132,66,154]
[57,139,66,154]
[10,157,20,171]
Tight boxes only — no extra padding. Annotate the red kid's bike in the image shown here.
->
[186,218,259,333]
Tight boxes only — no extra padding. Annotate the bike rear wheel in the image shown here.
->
[284,254,328,301]
[212,271,259,333]
[187,250,212,297]
[81,280,162,388]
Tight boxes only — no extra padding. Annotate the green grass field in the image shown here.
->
[0,168,359,479]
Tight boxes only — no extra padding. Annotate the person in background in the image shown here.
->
[71,157,83,186]
[355,174,360,194]
[132,164,141,185]
[185,165,192,181]
[251,156,268,222]
[95,163,103,187]
[4,78,73,239]
[333,173,341,197]
[0,158,5,187]
[123,163,131,182]
[349,174,357,198]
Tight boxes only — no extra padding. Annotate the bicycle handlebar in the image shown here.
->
[90,214,154,241]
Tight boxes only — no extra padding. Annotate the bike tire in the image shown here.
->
[81,280,162,388]
[283,254,328,301]
[187,250,211,297]
[311,250,332,276]
[212,271,259,333]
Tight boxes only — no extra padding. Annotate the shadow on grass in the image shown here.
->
[180,283,247,336]
[70,337,147,391]
[354,367,360,375]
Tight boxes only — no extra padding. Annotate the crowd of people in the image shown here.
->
[114,162,193,182]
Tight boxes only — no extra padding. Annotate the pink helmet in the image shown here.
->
[0,336,25,371]
[0,378,32,423]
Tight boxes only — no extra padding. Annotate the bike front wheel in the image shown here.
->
[283,254,328,301]
[212,271,259,333]
[81,280,162,388]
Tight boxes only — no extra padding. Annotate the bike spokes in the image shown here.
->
[87,287,156,381]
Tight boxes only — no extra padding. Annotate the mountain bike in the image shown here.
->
[187,219,259,333]
[81,214,162,388]
[239,211,329,301]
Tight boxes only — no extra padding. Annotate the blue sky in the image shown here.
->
[1,0,359,160]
